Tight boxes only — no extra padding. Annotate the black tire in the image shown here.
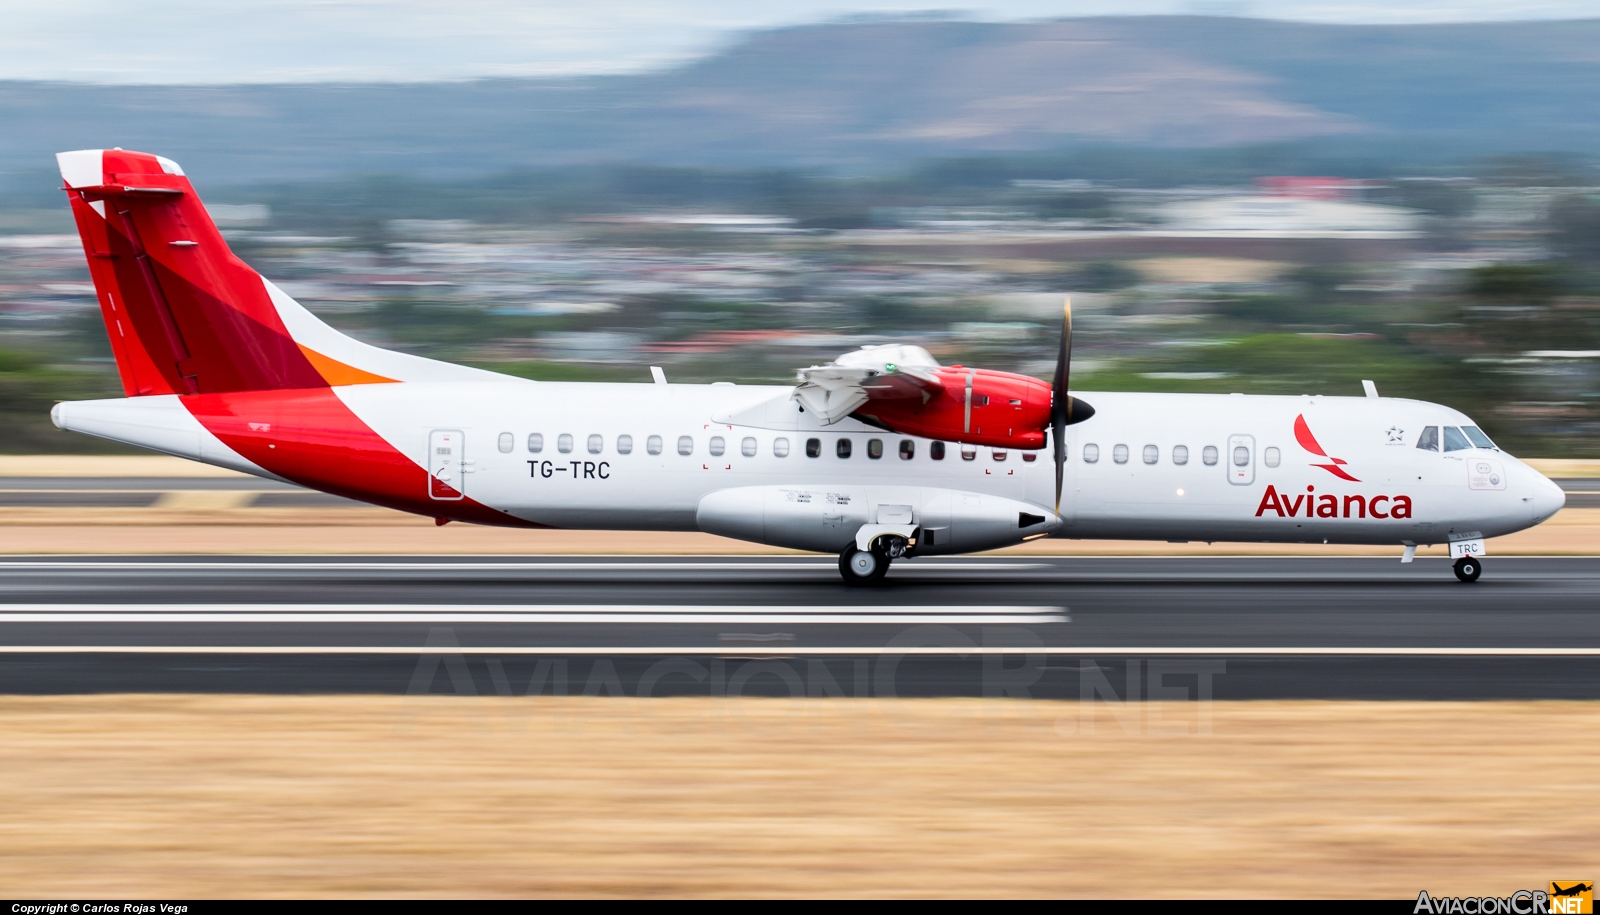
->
[839,544,889,586]
[1453,556,1482,583]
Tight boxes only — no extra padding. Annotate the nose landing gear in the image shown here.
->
[1453,556,1482,583]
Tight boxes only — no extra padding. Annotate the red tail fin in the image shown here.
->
[60,149,348,396]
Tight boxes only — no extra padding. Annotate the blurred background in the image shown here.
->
[3,2,1599,456]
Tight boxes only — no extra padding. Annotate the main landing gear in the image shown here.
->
[1453,556,1483,583]
[839,545,888,585]
[839,534,909,586]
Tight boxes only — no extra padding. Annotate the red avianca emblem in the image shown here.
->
[1294,414,1360,482]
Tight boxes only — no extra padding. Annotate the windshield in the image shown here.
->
[1442,426,1472,452]
[1461,425,1497,449]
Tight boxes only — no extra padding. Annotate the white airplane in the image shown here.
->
[48,149,1566,583]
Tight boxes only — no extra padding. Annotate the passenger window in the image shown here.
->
[498,432,513,454]
[741,437,757,457]
[1417,426,1439,452]
[1233,445,1250,467]
[837,438,852,459]
[773,437,790,457]
[527,433,543,454]
[709,436,725,456]
[867,438,883,459]
[1264,447,1281,467]
[805,438,821,458]
[1202,445,1218,466]
[677,435,693,456]
[557,433,573,454]
[587,434,603,454]
[1142,444,1158,465]
[617,434,633,455]
[961,444,977,461]
[1022,452,1037,462]
[1173,445,1189,465]
[646,435,662,455]
[930,441,945,460]
[993,450,1007,461]
[899,440,915,460]
[1113,444,1129,464]
[1443,426,1472,452]
[1462,425,1496,449]
[1083,443,1100,463]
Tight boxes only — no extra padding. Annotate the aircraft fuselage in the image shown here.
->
[53,382,1566,554]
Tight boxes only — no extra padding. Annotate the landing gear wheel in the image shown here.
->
[839,544,890,586]
[1453,556,1482,583]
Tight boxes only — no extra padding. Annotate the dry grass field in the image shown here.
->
[0,696,1595,898]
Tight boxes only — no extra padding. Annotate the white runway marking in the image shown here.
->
[0,561,1043,572]
[0,604,1067,625]
[0,646,1596,655]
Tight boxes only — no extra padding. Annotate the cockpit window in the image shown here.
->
[1416,426,1439,452]
[1442,426,1472,452]
[1461,425,1496,449]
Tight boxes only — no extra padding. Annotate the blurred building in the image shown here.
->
[1154,193,1420,238]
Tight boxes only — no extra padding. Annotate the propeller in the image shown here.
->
[1049,296,1094,515]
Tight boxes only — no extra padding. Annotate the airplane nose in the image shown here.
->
[1529,473,1566,523]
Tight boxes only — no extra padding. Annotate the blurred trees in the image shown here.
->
[0,350,127,453]
[1550,195,1600,265]
[1466,265,1567,302]
[1071,262,1142,291]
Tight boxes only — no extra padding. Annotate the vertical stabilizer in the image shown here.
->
[61,149,328,395]
[58,149,497,395]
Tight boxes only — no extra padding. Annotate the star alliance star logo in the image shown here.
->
[1385,426,1406,444]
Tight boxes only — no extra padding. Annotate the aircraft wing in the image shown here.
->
[793,344,944,424]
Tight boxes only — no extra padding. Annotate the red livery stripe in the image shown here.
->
[182,388,542,527]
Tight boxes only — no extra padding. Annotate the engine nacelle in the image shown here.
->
[852,367,1052,450]
[697,484,1060,554]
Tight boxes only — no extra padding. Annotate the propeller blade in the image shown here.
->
[1052,297,1071,515]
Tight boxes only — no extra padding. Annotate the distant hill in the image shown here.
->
[2,16,1599,189]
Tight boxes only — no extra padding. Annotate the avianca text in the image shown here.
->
[1255,484,1413,519]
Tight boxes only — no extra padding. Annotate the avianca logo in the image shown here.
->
[1256,484,1413,519]
[1295,414,1359,482]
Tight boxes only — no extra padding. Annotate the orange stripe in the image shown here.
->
[297,345,398,386]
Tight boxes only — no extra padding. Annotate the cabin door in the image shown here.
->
[428,429,466,500]
[1227,434,1255,486]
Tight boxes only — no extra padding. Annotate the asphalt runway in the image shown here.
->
[0,554,1597,699]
